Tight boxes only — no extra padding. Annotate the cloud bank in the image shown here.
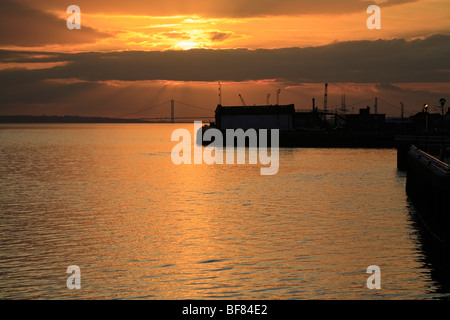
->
[1,34,448,84]
[15,0,418,18]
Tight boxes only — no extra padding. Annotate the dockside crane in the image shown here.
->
[238,94,246,106]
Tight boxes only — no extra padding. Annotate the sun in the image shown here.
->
[175,41,200,50]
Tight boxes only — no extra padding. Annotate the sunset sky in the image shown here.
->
[0,0,449,118]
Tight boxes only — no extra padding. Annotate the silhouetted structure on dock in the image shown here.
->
[211,103,394,147]
[215,104,295,131]
[345,107,385,132]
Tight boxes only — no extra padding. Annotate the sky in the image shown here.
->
[0,0,449,118]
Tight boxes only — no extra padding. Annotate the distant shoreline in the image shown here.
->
[0,115,179,123]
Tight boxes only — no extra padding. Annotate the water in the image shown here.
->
[0,123,448,299]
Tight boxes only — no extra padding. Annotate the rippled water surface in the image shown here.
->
[0,123,448,299]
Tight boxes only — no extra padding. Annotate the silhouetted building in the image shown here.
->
[385,117,413,133]
[215,104,295,131]
[345,107,385,132]
[293,110,329,130]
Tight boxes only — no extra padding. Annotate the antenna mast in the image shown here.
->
[400,101,404,120]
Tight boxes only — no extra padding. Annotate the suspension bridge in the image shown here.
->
[118,99,215,123]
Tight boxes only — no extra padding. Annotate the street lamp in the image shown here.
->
[440,98,446,117]
[439,98,446,160]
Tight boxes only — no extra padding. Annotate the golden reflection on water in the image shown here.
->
[0,123,445,299]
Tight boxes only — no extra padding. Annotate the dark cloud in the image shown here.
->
[157,32,191,40]
[15,0,417,18]
[0,1,110,46]
[209,32,233,42]
[1,34,448,84]
[375,83,404,91]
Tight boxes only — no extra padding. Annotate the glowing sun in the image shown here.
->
[175,41,200,50]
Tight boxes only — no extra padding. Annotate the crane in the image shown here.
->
[238,94,246,106]
[218,82,222,105]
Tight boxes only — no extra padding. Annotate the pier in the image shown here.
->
[406,146,450,245]
[396,135,450,170]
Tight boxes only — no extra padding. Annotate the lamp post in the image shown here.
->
[440,98,446,161]
[424,104,429,152]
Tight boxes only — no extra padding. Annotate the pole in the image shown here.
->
[343,94,346,115]
[400,102,404,121]
[440,98,447,160]
[324,83,328,120]
[171,100,174,123]
[426,111,429,152]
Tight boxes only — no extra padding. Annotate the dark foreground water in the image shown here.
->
[0,123,448,299]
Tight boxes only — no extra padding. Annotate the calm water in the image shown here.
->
[0,123,448,299]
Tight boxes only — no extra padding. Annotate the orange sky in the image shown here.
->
[0,0,449,117]
[2,0,449,52]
